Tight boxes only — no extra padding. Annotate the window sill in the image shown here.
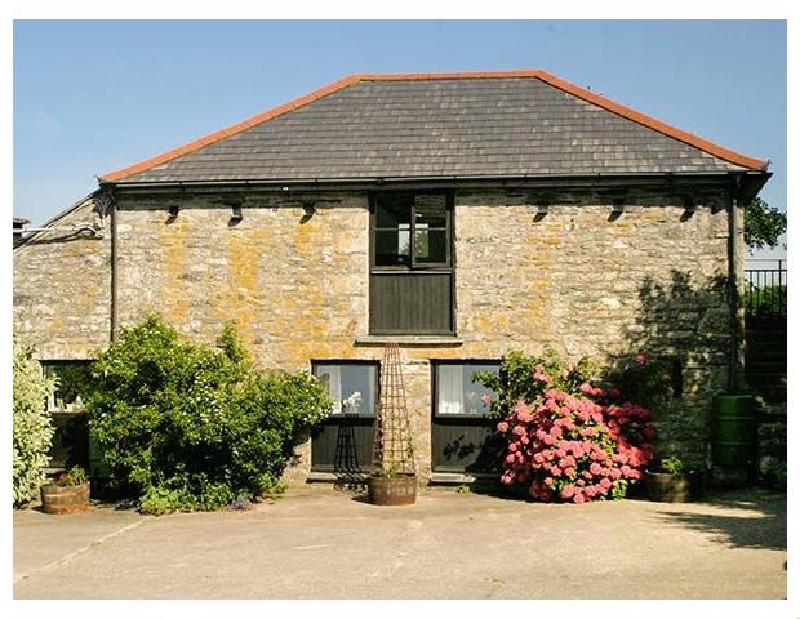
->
[354,335,463,347]
[429,472,498,484]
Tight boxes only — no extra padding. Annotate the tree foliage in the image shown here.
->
[745,197,786,250]
[13,330,56,506]
[85,315,332,512]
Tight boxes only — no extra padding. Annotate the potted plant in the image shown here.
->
[644,457,706,503]
[369,459,417,506]
[41,466,91,514]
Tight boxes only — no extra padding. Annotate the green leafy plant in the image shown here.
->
[744,196,786,251]
[13,329,56,507]
[374,465,399,479]
[139,485,195,516]
[55,466,88,486]
[257,474,286,498]
[743,284,787,318]
[759,456,787,491]
[660,456,684,475]
[85,315,332,513]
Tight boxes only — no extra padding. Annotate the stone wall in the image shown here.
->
[13,194,111,360]
[13,186,742,481]
[111,187,739,479]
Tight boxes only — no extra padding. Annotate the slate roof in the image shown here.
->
[102,70,767,185]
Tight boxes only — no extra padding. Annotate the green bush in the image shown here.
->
[86,315,331,512]
[13,331,56,506]
[743,284,787,317]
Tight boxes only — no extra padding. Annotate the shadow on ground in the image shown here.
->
[653,488,787,551]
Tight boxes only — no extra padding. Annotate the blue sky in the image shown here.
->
[14,20,787,233]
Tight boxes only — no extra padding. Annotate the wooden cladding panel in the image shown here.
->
[369,272,453,334]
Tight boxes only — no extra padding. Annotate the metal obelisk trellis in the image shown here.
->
[371,342,415,477]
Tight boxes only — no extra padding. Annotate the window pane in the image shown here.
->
[436,363,499,416]
[375,230,411,266]
[376,194,412,227]
[314,364,376,417]
[414,194,447,227]
[463,364,500,415]
[413,229,447,264]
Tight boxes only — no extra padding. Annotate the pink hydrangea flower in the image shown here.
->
[497,421,509,433]
[480,393,493,405]
[573,493,586,504]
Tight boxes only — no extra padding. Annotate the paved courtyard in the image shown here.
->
[13,485,787,600]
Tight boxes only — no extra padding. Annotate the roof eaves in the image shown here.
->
[13,191,98,250]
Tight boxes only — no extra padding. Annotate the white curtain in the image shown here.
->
[320,365,342,415]
[366,366,376,417]
[438,365,464,415]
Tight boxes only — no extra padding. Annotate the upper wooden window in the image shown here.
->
[369,192,454,335]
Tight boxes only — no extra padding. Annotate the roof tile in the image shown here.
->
[101,71,767,184]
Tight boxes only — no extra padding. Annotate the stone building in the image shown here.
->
[13,70,770,483]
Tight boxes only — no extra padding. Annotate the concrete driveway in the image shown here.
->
[13,485,787,600]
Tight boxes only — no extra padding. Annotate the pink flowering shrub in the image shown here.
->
[480,350,663,503]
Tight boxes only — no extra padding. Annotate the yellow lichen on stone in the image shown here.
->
[157,215,192,325]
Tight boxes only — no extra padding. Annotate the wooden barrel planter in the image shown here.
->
[643,470,706,503]
[40,482,91,515]
[368,474,417,506]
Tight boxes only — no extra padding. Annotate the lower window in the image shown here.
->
[311,362,379,474]
[432,361,504,474]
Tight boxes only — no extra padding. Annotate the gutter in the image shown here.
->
[728,173,743,394]
[110,194,118,342]
[102,170,770,194]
